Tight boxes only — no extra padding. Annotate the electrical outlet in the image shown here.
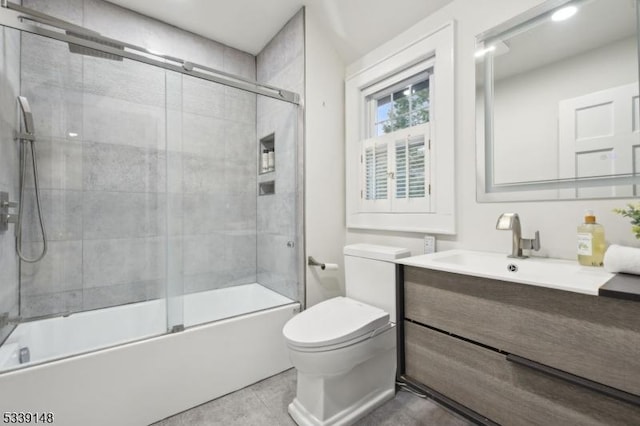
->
[424,235,436,254]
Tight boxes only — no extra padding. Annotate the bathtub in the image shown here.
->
[0,283,299,426]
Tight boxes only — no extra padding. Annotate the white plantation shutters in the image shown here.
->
[361,124,430,212]
[394,131,429,212]
[362,141,391,211]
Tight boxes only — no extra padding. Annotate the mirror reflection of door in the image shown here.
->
[558,82,638,198]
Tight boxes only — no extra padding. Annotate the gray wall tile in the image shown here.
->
[83,56,166,108]
[182,154,225,193]
[20,290,83,318]
[226,192,257,232]
[225,88,257,125]
[21,81,83,140]
[225,120,256,162]
[83,142,166,192]
[83,191,166,240]
[23,0,84,25]
[182,193,227,235]
[183,272,228,294]
[182,76,225,118]
[83,237,166,287]
[224,47,256,81]
[167,194,183,236]
[226,231,257,281]
[167,151,184,194]
[22,189,83,242]
[166,105,183,153]
[20,240,83,295]
[82,93,166,149]
[256,10,304,85]
[183,233,226,277]
[181,113,226,158]
[83,280,161,311]
[23,139,83,191]
[21,34,83,91]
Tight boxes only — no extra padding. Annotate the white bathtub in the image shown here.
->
[0,283,299,426]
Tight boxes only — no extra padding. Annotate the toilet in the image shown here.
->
[283,244,411,426]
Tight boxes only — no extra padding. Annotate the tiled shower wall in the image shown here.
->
[19,0,257,317]
[256,10,305,301]
[0,26,20,341]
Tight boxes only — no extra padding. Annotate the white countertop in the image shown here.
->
[397,249,615,296]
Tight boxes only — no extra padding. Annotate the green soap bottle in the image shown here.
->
[577,210,606,266]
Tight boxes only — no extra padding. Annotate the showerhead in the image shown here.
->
[65,30,124,61]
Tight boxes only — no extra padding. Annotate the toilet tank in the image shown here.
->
[343,244,411,323]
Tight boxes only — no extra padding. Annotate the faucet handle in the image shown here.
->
[522,231,541,252]
[532,231,540,251]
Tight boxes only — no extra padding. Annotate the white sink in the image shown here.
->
[398,249,615,295]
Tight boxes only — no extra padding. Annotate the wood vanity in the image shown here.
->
[397,265,640,425]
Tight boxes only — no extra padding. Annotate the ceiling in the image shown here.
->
[105,0,454,63]
[492,0,637,81]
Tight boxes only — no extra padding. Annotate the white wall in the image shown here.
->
[345,0,640,261]
[304,7,347,307]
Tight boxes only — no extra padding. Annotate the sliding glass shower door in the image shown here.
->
[0,7,302,372]
[13,31,170,362]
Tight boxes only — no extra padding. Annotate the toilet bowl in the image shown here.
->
[283,244,410,426]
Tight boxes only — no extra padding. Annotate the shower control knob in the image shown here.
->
[5,214,17,223]
[287,241,295,248]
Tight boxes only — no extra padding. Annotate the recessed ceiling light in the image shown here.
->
[551,5,578,22]
[68,132,78,138]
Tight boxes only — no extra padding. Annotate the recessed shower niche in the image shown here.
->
[259,180,276,196]
[259,133,275,174]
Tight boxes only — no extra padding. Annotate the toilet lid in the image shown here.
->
[283,297,389,349]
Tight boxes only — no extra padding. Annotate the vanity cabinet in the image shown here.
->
[401,266,640,425]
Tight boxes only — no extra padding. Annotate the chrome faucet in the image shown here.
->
[496,213,540,259]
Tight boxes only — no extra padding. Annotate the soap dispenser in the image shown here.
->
[577,210,606,266]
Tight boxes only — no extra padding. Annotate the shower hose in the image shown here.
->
[16,127,47,263]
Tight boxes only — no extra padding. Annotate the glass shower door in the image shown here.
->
[0,29,172,371]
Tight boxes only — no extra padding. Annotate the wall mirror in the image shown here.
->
[476,0,640,201]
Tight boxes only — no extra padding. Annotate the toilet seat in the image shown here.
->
[283,297,390,352]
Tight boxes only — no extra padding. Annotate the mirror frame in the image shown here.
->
[476,0,640,202]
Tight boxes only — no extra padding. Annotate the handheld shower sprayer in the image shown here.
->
[15,96,47,263]
[17,96,34,135]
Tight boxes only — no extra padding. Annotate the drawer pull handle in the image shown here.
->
[506,354,640,407]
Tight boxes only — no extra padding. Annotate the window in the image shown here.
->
[371,72,431,137]
[345,21,455,234]
[361,67,433,214]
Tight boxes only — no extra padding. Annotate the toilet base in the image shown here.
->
[288,388,394,426]
[287,345,396,426]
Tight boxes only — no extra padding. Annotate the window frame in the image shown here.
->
[345,21,455,234]
[365,61,434,138]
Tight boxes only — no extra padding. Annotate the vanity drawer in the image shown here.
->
[405,321,640,425]
[403,266,640,396]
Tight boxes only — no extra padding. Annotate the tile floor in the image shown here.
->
[154,368,473,426]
